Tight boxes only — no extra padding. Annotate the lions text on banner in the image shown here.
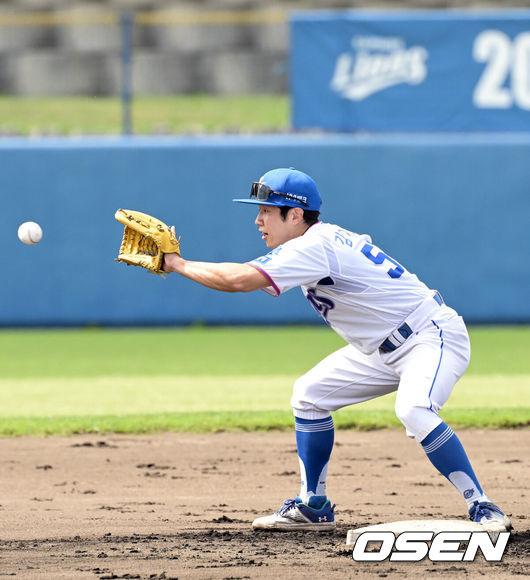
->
[291,10,530,131]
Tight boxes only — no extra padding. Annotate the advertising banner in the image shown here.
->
[291,11,530,131]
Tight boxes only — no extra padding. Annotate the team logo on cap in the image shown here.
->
[287,193,308,204]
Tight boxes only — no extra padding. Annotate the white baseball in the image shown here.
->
[18,221,43,245]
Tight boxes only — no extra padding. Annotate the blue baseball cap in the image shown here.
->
[233,167,322,211]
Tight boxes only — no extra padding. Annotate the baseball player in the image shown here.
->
[162,167,512,532]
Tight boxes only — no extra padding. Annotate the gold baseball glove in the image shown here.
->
[115,209,181,278]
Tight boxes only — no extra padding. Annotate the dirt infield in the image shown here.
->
[0,429,528,579]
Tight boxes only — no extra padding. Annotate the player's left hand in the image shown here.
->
[115,209,181,277]
[162,251,184,273]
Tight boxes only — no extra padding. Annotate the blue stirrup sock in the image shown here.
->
[421,422,489,507]
[295,416,334,508]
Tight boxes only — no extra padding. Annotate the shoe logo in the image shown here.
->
[319,516,328,522]
[330,35,428,101]
[464,488,475,499]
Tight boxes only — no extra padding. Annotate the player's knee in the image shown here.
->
[290,375,311,412]
[395,401,412,427]
[291,375,328,416]
[394,401,425,434]
[394,401,440,440]
[291,375,337,419]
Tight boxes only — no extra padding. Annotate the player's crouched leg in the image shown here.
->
[393,402,512,531]
[251,376,337,531]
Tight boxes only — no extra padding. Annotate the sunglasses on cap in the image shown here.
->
[250,182,309,207]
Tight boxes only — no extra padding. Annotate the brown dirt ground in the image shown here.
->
[0,429,528,579]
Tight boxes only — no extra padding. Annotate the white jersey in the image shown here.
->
[248,222,435,355]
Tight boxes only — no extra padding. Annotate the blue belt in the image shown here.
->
[379,292,444,354]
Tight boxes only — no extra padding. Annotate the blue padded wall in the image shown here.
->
[2,134,529,325]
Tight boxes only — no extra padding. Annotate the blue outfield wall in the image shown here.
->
[2,134,529,326]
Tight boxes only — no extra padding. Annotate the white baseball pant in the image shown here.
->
[291,304,471,443]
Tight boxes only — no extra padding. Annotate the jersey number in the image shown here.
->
[361,243,405,279]
[306,288,334,324]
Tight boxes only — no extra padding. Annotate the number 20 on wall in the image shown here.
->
[473,30,530,110]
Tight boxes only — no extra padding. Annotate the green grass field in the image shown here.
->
[0,95,289,136]
[0,326,528,436]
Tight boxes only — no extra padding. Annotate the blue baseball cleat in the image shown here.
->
[468,501,512,531]
[252,497,336,530]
